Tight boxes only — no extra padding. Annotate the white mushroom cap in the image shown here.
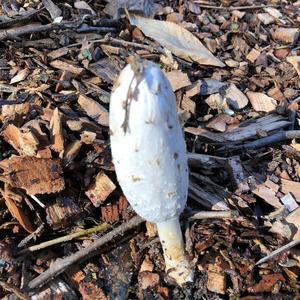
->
[110,60,188,223]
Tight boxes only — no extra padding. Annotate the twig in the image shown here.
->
[27,215,144,290]
[18,222,110,254]
[244,130,300,150]
[256,238,300,265]
[187,210,238,221]
[0,281,28,300]
[193,4,279,10]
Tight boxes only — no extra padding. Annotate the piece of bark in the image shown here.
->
[246,48,261,63]
[50,60,84,75]
[248,274,285,293]
[247,91,277,112]
[1,184,35,233]
[281,179,300,201]
[286,56,300,78]
[47,47,69,60]
[206,84,248,111]
[78,95,109,126]
[50,108,64,154]
[43,0,62,20]
[272,28,299,44]
[186,114,290,143]
[145,221,157,238]
[101,203,119,222]
[0,156,65,195]
[140,255,154,273]
[138,272,160,290]
[1,102,30,121]
[46,196,81,230]
[207,270,226,294]
[257,13,275,25]
[267,86,285,101]
[79,281,108,300]
[10,68,30,84]
[206,114,233,132]
[63,140,83,162]
[185,79,225,97]
[253,184,282,208]
[2,124,39,156]
[165,70,191,91]
[85,171,116,207]
[180,96,196,114]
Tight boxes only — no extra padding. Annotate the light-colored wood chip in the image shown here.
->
[207,270,226,294]
[10,68,30,84]
[50,60,84,75]
[2,124,38,156]
[165,70,191,91]
[246,48,261,63]
[78,95,109,126]
[272,28,299,44]
[50,108,64,154]
[287,56,300,78]
[253,185,282,208]
[247,91,277,112]
[281,179,300,201]
[85,171,116,207]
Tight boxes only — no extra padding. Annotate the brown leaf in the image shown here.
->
[85,171,116,207]
[129,14,225,67]
[1,184,35,233]
[2,124,39,156]
[0,156,65,195]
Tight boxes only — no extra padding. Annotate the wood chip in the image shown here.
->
[85,171,116,207]
[78,95,109,126]
[138,272,160,290]
[0,156,65,195]
[207,268,226,294]
[185,79,225,97]
[47,47,69,60]
[10,68,30,84]
[165,70,191,91]
[281,179,300,201]
[272,28,299,44]
[50,60,84,75]
[207,114,233,132]
[253,185,282,208]
[1,184,35,233]
[257,13,275,25]
[50,108,64,154]
[286,56,300,78]
[2,124,39,156]
[246,48,261,63]
[247,91,277,112]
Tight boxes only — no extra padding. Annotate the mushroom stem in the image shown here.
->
[156,217,193,286]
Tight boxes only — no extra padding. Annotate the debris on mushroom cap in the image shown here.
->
[109,58,188,223]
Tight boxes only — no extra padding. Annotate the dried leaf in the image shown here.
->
[129,14,224,67]
[0,156,65,195]
[247,92,277,112]
[2,124,39,156]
